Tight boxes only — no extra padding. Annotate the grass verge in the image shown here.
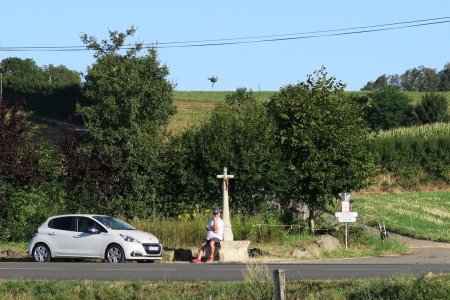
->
[0,273,447,299]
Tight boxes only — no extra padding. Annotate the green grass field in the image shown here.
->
[353,191,450,242]
[169,91,450,133]
[169,91,276,132]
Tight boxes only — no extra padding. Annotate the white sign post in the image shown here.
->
[336,192,356,250]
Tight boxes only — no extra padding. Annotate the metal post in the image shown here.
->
[345,222,348,250]
[273,269,286,300]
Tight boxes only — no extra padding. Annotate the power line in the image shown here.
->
[151,16,450,46]
[0,17,449,51]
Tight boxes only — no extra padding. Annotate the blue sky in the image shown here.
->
[1,1,449,91]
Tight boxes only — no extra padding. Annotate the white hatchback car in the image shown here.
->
[28,214,162,263]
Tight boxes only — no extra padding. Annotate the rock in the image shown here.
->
[293,235,340,259]
[305,243,322,256]
[292,249,312,258]
[316,235,340,253]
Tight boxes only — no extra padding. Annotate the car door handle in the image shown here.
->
[48,232,55,236]
[73,235,81,238]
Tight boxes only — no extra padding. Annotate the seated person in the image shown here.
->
[192,208,224,263]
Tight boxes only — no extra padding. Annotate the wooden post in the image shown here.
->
[273,269,286,300]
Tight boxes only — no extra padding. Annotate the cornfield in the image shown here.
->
[375,122,450,139]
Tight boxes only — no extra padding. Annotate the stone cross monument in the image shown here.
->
[216,167,234,241]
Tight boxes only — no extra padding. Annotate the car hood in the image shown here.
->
[114,230,160,243]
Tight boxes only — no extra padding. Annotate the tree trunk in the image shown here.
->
[308,208,315,233]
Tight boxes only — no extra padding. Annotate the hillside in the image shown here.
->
[168,91,450,133]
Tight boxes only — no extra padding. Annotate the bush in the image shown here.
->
[372,123,450,187]
[0,182,66,242]
[365,86,413,130]
[415,93,449,124]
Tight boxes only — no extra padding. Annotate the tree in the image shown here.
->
[361,74,388,91]
[365,86,413,130]
[71,26,176,218]
[0,102,66,241]
[415,93,449,124]
[1,57,46,105]
[438,62,450,91]
[417,67,439,92]
[1,57,82,119]
[224,87,256,105]
[208,75,218,91]
[0,103,36,187]
[161,88,285,215]
[267,67,376,232]
[42,64,81,88]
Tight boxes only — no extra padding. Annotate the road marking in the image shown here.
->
[322,268,404,271]
[0,268,65,270]
[96,269,176,271]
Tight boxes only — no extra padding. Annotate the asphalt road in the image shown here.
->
[0,261,449,281]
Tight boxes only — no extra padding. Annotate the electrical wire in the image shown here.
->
[0,17,449,51]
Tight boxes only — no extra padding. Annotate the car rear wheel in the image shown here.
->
[32,243,51,262]
[106,244,125,263]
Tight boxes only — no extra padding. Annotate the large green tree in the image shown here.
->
[161,88,286,215]
[267,67,376,231]
[69,27,176,217]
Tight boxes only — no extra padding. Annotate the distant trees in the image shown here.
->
[414,93,449,124]
[362,63,450,92]
[0,57,82,119]
[364,86,413,131]
[438,63,450,91]
[355,87,449,130]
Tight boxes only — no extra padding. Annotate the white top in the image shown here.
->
[206,217,224,241]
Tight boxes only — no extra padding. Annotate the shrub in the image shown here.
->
[415,93,449,124]
[365,86,413,130]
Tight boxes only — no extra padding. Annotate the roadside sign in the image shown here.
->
[335,212,357,223]
[341,201,350,212]
[335,212,358,218]
[339,192,352,202]
[337,217,357,223]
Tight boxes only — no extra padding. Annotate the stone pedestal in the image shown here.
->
[206,240,251,262]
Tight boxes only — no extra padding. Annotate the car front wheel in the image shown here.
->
[32,243,51,262]
[106,244,125,263]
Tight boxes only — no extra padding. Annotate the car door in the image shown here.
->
[47,216,76,257]
[71,217,108,258]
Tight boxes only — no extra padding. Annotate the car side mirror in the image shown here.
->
[87,227,99,234]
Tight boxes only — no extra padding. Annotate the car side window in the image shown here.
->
[48,217,75,231]
[77,217,106,233]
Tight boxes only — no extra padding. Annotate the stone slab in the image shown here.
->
[217,240,251,262]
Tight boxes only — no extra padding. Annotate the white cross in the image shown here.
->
[217,167,234,241]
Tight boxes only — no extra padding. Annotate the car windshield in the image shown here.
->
[93,216,135,230]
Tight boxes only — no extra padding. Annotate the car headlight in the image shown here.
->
[119,234,140,243]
